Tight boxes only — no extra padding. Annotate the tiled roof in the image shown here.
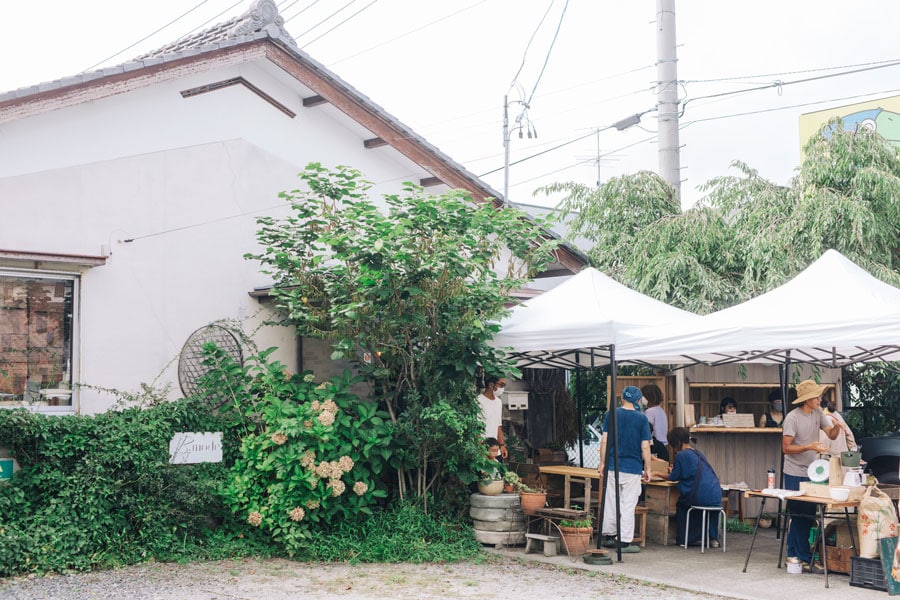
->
[0,0,294,103]
[136,0,296,59]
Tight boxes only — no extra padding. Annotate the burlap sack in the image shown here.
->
[858,485,898,558]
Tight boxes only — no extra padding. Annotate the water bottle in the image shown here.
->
[767,468,775,489]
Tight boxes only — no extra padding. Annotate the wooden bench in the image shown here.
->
[524,533,559,556]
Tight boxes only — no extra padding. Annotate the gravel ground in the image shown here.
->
[0,555,730,600]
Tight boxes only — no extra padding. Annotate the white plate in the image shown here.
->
[807,458,830,483]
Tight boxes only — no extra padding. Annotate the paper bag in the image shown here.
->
[858,485,899,558]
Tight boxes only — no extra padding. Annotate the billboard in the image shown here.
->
[799,94,900,158]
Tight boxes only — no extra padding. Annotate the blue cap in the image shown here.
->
[622,386,643,404]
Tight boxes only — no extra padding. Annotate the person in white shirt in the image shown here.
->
[477,375,507,459]
[642,383,668,461]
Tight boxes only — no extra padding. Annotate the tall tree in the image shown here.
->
[548,119,900,435]
[248,164,558,507]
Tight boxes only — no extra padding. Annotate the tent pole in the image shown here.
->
[610,344,622,561]
[576,352,584,468]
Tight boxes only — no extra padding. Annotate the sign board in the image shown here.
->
[169,432,223,464]
[0,458,13,481]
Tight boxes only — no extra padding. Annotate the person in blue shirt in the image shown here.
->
[664,427,722,547]
[598,385,652,553]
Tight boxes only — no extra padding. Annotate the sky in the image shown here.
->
[3,0,900,209]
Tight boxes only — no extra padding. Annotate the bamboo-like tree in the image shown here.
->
[546,119,900,435]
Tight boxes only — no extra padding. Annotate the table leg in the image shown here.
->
[844,507,857,555]
[585,479,592,514]
[742,496,766,573]
[819,505,829,588]
[563,475,571,509]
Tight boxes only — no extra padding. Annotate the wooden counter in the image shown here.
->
[691,426,783,516]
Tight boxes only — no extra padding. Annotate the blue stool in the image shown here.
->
[684,505,726,553]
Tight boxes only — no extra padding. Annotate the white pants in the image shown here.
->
[600,471,642,543]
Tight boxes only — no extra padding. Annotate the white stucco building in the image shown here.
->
[0,0,584,415]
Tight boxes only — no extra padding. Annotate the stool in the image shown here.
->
[632,505,649,547]
[684,505,726,553]
[594,502,648,547]
[525,533,559,556]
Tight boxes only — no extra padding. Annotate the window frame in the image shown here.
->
[0,268,80,414]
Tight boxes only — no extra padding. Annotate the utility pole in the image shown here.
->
[656,0,681,201]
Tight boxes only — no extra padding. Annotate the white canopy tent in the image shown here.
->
[616,249,900,368]
[491,266,698,559]
[491,266,698,369]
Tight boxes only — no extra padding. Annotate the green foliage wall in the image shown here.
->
[0,398,245,575]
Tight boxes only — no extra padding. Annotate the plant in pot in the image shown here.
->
[558,518,593,555]
[502,471,548,513]
[476,457,506,496]
[758,513,776,529]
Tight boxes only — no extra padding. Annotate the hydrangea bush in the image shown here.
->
[205,348,392,556]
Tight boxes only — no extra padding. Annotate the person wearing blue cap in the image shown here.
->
[598,385,653,553]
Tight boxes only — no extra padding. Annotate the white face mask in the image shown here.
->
[494,386,506,396]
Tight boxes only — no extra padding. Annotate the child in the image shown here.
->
[485,437,502,462]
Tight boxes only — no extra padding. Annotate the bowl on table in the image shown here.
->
[829,486,850,501]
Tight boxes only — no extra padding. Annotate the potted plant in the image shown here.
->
[558,518,594,555]
[501,471,548,513]
[758,513,776,529]
[476,457,506,496]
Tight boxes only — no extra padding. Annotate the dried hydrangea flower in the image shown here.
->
[248,511,263,527]
[270,432,288,445]
[329,479,346,497]
[317,411,335,426]
[305,499,320,510]
[353,481,368,495]
[288,507,306,522]
[338,455,354,472]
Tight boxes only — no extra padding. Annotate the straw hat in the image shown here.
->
[793,379,827,405]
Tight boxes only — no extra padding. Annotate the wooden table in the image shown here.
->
[538,465,600,511]
[644,480,680,545]
[742,490,859,588]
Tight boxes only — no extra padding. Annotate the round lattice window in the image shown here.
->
[178,325,243,397]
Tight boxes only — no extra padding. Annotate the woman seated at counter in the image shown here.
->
[758,389,794,428]
[660,427,723,547]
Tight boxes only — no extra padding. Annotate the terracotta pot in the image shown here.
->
[559,526,593,555]
[519,491,547,515]
[477,480,504,496]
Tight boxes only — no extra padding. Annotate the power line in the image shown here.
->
[526,0,569,105]
[509,1,556,91]
[299,0,380,48]
[680,87,900,129]
[82,0,216,71]
[170,0,247,46]
[683,57,900,85]
[682,60,900,110]
[291,0,358,39]
[326,0,487,66]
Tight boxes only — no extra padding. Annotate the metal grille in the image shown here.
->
[178,325,242,397]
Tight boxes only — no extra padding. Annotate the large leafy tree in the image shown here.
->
[247,163,557,508]
[548,119,900,435]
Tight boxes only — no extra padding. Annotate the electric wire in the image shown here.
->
[682,60,900,109]
[170,0,247,45]
[291,0,358,39]
[509,1,556,91]
[82,0,215,71]
[680,87,900,129]
[281,0,325,24]
[526,0,569,106]
[300,0,380,47]
[326,0,487,66]
[683,57,900,85]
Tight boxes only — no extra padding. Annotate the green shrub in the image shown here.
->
[0,399,235,575]
[295,500,482,562]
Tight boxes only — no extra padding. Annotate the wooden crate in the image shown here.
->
[825,545,854,574]
[799,481,867,501]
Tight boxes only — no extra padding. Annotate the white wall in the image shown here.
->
[0,57,441,414]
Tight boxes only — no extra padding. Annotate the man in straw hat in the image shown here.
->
[781,379,847,573]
